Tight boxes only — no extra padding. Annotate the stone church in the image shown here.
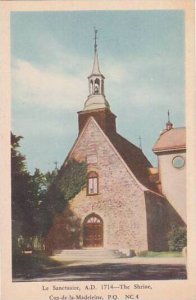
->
[46,35,185,255]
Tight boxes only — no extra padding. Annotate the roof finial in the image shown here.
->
[94,27,98,53]
[166,110,173,130]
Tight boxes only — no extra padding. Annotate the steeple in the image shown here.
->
[78,29,116,135]
[91,28,101,75]
[83,29,110,111]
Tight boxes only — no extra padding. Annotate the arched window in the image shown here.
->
[90,80,93,94]
[94,78,100,94]
[87,171,98,195]
[86,215,102,224]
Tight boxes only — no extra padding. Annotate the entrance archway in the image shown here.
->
[83,213,103,247]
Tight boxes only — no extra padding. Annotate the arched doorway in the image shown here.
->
[83,213,103,247]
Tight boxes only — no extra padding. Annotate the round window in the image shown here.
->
[172,156,185,169]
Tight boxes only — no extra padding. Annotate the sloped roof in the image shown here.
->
[108,133,159,192]
[153,127,186,153]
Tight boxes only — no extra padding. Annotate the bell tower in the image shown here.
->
[78,29,116,135]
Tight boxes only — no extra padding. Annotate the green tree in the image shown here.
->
[45,159,87,216]
[29,168,50,237]
[43,160,87,251]
[11,132,87,252]
[24,168,59,249]
[45,169,58,188]
[11,133,36,238]
[168,226,187,251]
[12,133,40,255]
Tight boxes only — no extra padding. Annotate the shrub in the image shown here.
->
[45,208,82,254]
[168,226,187,251]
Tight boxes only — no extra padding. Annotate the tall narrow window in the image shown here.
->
[94,78,100,94]
[87,171,98,195]
[90,80,93,94]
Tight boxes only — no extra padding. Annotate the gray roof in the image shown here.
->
[153,127,186,153]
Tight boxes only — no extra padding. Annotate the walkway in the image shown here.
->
[13,256,187,282]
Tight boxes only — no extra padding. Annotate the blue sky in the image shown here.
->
[11,10,185,174]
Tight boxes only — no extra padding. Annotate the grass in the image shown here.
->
[137,251,182,257]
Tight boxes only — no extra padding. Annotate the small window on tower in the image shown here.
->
[94,79,100,94]
[90,80,93,94]
[87,171,98,195]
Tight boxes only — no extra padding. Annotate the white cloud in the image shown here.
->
[104,61,128,82]
[105,54,183,109]
[12,58,88,111]
[12,48,183,127]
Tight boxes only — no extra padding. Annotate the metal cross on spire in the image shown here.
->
[94,27,98,53]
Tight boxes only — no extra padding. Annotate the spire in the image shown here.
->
[91,28,102,75]
[166,110,173,130]
[94,27,98,53]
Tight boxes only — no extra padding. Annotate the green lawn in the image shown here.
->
[137,251,182,257]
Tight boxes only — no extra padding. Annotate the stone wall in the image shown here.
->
[68,118,149,251]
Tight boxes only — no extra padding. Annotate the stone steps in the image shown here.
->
[52,249,128,261]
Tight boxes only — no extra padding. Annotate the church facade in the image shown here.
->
[46,36,185,255]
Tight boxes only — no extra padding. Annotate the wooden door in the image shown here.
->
[83,214,103,247]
